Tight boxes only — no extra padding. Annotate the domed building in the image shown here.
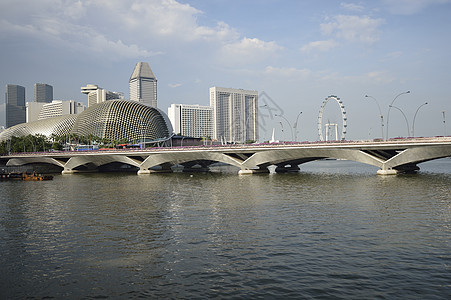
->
[71,100,173,144]
[0,115,77,140]
[0,100,173,146]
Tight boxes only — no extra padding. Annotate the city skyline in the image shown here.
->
[1,1,450,141]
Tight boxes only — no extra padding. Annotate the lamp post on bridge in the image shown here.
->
[293,111,302,142]
[364,95,384,140]
[275,114,294,141]
[412,102,428,137]
[386,91,410,140]
[389,105,410,137]
[442,111,446,136]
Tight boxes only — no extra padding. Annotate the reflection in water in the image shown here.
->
[0,159,450,298]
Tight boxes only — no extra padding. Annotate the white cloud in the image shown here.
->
[118,0,239,42]
[364,71,396,84]
[300,40,339,53]
[264,66,312,80]
[0,17,155,59]
[318,69,396,85]
[381,0,450,15]
[340,2,365,12]
[220,38,283,65]
[0,0,264,63]
[63,0,87,19]
[168,83,182,88]
[321,15,384,44]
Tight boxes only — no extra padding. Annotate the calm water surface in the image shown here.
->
[1,160,450,299]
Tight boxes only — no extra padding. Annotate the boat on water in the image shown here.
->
[0,172,53,181]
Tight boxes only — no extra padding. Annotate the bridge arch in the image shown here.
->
[241,148,385,171]
[139,151,245,171]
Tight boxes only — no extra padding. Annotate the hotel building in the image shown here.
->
[168,104,213,138]
[209,87,258,143]
[81,84,123,107]
[129,62,157,108]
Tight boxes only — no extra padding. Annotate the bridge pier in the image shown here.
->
[377,169,398,175]
[61,169,100,174]
[238,167,270,175]
[137,168,173,175]
[377,163,420,175]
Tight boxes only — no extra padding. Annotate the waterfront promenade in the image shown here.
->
[2,137,451,175]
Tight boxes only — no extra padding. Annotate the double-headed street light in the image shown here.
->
[364,95,384,140]
[275,114,294,141]
[293,111,303,142]
[389,105,410,137]
[386,91,410,140]
[412,102,428,137]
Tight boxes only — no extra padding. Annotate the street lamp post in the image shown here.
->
[275,114,294,141]
[364,95,384,140]
[386,91,410,140]
[293,111,302,142]
[412,102,428,137]
[389,105,410,137]
[442,111,446,136]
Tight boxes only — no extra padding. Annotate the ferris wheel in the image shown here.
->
[317,95,347,141]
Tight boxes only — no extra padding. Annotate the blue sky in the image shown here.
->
[1,0,450,141]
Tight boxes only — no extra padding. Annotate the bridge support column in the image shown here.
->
[137,169,151,175]
[61,169,74,175]
[377,169,398,175]
[138,168,173,175]
[238,168,270,175]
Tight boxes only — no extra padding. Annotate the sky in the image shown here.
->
[1,0,450,141]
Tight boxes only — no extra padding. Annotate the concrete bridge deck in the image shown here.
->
[2,137,451,175]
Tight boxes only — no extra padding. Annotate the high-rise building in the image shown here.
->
[168,104,213,138]
[129,62,157,108]
[81,84,123,107]
[38,100,86,120]
[209,87,259,143]
[26,100,86,122]
[34,83,53,103]
[5,84,26,128]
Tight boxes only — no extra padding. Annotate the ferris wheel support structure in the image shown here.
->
[318,95,347,141]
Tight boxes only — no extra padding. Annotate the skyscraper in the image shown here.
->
[129,62,157,108]
[81,84,123,107]
[5,84,26,128]
[168,104,213,138]
[34,83,53,103]
[210,87,258,144]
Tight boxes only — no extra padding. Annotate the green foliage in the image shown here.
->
[1,134,53,153]
[1,133,134,153]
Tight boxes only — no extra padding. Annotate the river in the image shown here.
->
[1,159,450,299]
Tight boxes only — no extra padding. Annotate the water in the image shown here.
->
[1,159,450,299]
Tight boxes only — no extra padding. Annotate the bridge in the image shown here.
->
[2,137,451,175]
